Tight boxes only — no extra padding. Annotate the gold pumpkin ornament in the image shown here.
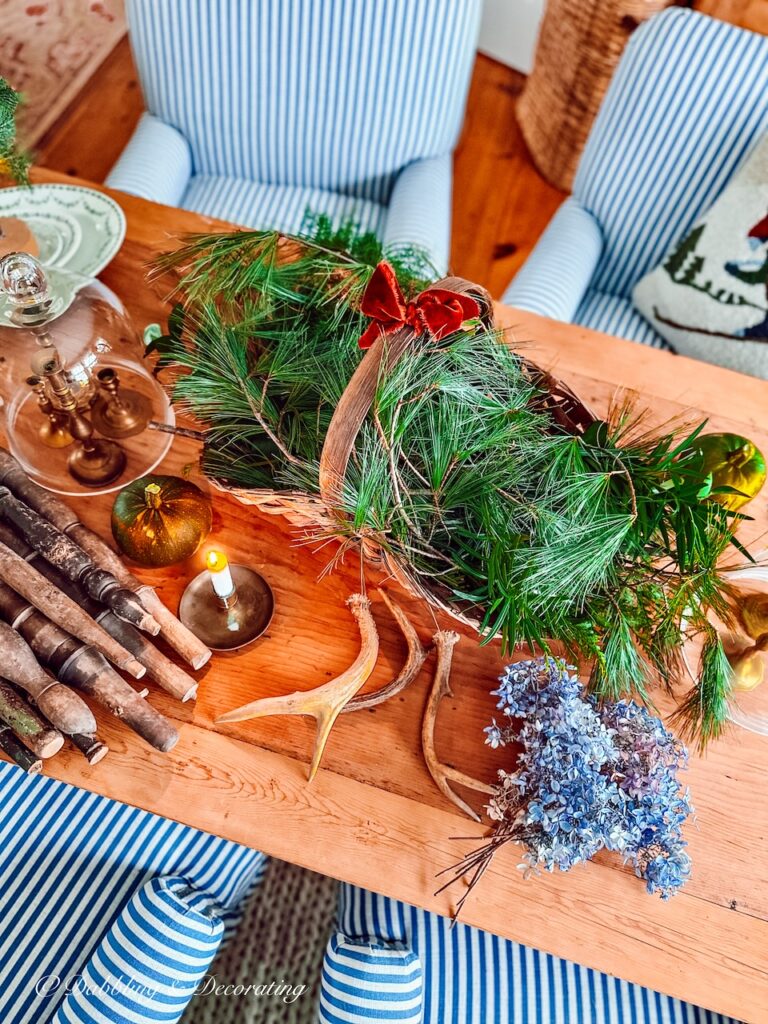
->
[739,594,768,643]
[689,432,766,511]
[729,649,765,692]
[111,475,213,567]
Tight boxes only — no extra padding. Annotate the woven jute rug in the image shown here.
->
[0,0,126,147]
[182,859,339,1024]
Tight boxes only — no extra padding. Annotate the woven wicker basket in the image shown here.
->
[517,0,681,191]
[216,272,595,632]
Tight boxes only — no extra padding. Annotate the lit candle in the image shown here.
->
[206,550,235,600]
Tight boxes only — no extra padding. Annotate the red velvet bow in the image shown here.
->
[748,212,768,240]
[357,262,480,350]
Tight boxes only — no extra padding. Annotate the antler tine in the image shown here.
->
[422,630,494,822]
[344,588,429,712]
[216,594,379,782]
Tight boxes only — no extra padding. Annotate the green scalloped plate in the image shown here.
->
[0,183,127,327]
[0,182,126,277]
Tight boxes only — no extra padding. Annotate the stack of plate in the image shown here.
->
[0,183,126,325]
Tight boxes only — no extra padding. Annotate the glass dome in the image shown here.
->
[0,252,174,496]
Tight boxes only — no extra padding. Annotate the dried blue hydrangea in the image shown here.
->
[483,657,692,898]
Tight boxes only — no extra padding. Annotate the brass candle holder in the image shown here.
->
[26,374,73,448]
[0,251,176,495]
[35,351,126,487]
[179,551,274,651]
[91,367,153,439]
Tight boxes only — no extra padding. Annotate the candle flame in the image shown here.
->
[206,550,228,572]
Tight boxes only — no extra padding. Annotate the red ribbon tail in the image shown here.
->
[358,321,387,350]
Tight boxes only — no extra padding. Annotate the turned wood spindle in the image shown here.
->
[0,448,210,669]
[0,522,196,702]
[0,620,96,736]
[0,485,160,635]
[0,678,64,758]
[69,732,109,765]
[0,537,145,678]
[0,725,42,774]
[0,583,179,752]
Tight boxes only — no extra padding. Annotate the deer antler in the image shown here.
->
[216,594,378,782]
[344,589,429,712]
[422,630,493,822]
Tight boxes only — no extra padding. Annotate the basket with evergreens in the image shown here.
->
[148,219,751,745]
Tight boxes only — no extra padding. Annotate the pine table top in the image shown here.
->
[3,170,767,1023]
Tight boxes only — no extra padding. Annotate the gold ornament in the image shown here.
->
[739,594,768,642]
[111,475,213,568]
[728,649,765,692]
[688,433,766,511]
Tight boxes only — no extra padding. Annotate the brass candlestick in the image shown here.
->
[38,352,126,487]
[26,374,73,448]
[91,367,152,439]
[179,552,274,651]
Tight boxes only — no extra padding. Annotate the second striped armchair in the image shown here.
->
[503,8,768,350]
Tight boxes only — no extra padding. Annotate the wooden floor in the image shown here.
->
[35,40,565,299]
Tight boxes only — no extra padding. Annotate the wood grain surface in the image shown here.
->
[2,171,767,1023]
[696,0,768,32]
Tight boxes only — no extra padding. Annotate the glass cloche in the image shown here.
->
[0,252,174,495]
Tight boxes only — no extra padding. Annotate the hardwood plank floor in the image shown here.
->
[35,41,564,298]
[696,0,768,32]
[452,56,566,296]
[35,36,143,184]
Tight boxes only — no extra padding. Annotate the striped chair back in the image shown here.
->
[125,0,481,203]
[573,7,768,298]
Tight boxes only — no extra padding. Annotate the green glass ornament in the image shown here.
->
[687,433,766,511]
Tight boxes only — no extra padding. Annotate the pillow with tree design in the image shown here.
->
[633,135,768,378]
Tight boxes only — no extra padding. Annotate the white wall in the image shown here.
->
[478,0,545,74]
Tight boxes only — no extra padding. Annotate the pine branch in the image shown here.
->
[149,222,753,742]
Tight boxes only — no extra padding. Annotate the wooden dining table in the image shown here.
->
[3,169,767,1023]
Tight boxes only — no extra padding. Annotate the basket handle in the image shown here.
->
[318,276,493,511]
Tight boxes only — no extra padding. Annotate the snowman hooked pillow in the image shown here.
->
[633,135,768,379]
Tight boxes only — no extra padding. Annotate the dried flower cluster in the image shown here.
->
[483,658,692,898]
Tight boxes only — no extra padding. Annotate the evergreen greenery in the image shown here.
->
[149,220,747,744]
[0,78,29,185]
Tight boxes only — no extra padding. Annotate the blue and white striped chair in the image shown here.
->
[503,8,768,349]
[0,762,267,1024]
[106,0,482,275]
[319,883,743,1023]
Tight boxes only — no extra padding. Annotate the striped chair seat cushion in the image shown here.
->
[182,174,387,238]
[335,884,743,1024]
[574,291,669,350]
[319,933,423,1024]
[0,763,267,1024]
[52,876,223,1024]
